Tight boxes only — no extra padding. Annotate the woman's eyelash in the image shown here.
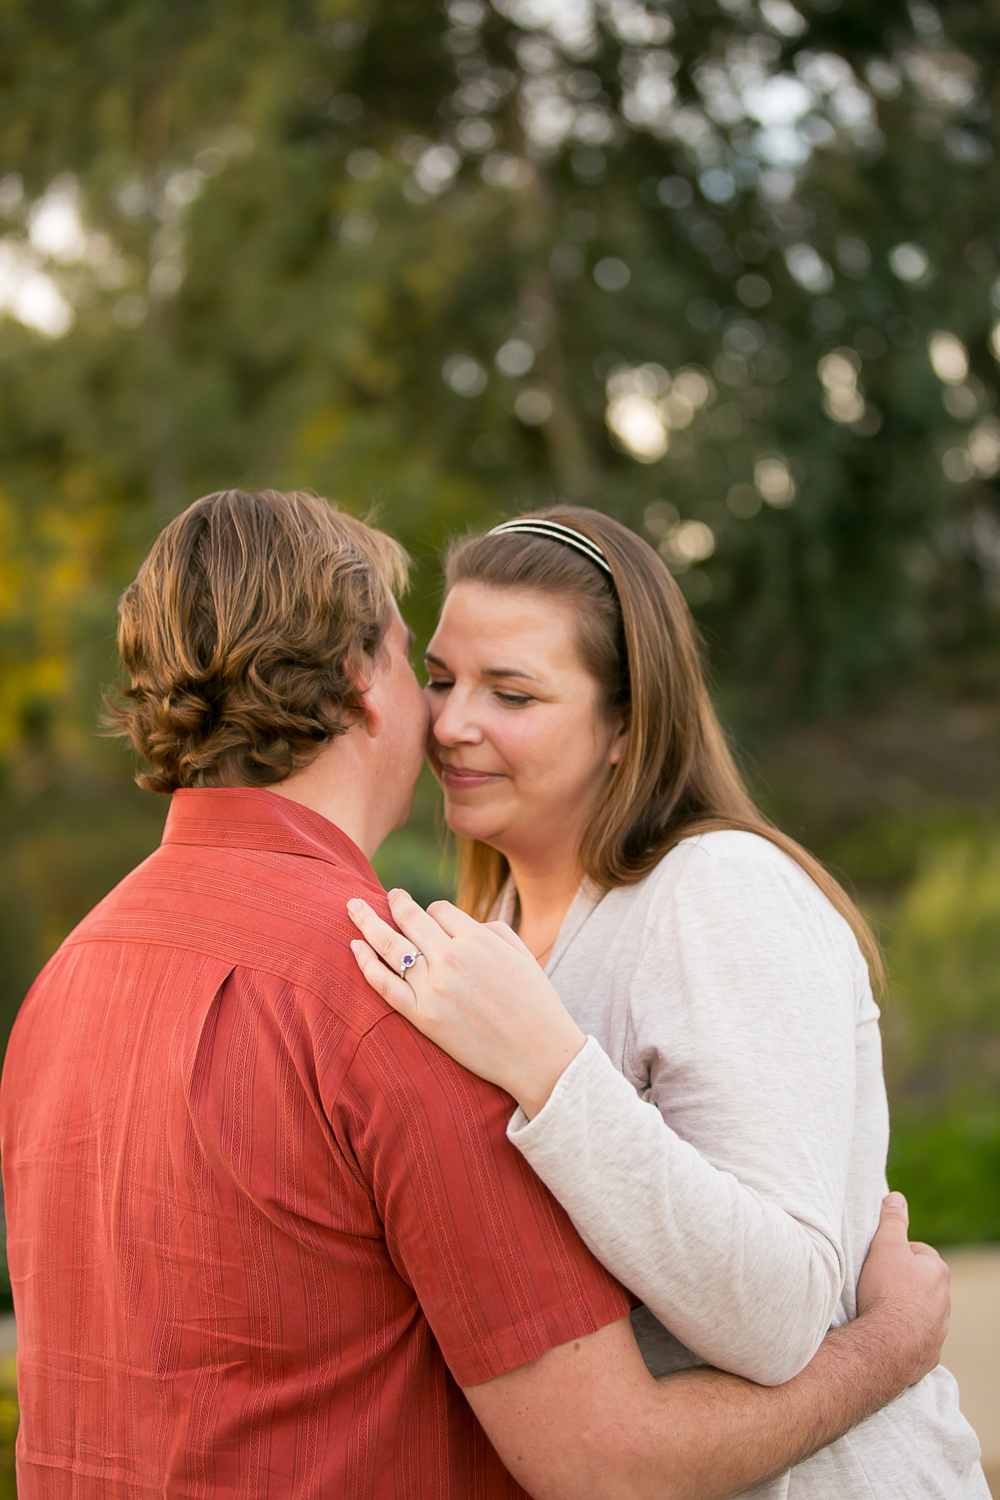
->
[424,679,532,706]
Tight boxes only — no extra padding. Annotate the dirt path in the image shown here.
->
[943,1246,1000,1496]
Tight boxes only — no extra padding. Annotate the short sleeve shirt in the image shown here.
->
[0,788,632,1499]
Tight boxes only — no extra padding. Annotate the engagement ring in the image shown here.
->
[398,950,423,978]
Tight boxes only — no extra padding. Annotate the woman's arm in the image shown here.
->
[506,1038,844,1384]
[347,854,863,1384]
[467,1193,949,1500]
[506,839,863,1384]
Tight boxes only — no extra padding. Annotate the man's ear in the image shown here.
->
[345,656,384,741]
[358,685,385,740]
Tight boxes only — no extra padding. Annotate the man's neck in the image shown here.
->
[270,733,388,859]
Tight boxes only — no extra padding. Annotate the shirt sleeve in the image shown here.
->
[338,1010,635,1387]
[508,837,863,1386]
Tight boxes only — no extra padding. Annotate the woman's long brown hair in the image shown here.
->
[445,504,884,990]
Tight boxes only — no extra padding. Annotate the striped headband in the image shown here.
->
[487,519,613,579]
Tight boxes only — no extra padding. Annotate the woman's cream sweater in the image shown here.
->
[502,830,985,1499]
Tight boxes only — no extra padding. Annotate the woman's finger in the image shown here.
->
[485,921,535,959]
[349,938,419,1020]
[424,898,484,938]
[346,899,429,973]
[385,888,453,953]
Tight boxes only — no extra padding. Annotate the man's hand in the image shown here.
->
[856,1190,950,1384]
[346,888,586,1117]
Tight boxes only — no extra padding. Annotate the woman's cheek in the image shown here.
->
[485,716,531,774]
[424,690,446,739]
[504,710,559,767]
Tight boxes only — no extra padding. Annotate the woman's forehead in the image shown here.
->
[431,583,586,672]
[439,580,577,629]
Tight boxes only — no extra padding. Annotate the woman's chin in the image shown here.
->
[443,804,507,848]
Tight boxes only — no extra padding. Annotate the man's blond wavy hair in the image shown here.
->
[105,488,407,792]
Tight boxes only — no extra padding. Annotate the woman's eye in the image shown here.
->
[425,678,453,692]
[496,692,533,707]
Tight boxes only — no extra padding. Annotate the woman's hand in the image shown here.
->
[347,889,586,1119]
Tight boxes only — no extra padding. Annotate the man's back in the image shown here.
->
[0,788,629,1498]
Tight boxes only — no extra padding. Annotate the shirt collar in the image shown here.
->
[162,786,378,881]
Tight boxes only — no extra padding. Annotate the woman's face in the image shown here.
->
[424,582,626,872]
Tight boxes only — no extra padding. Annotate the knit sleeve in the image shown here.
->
[508,834,864,1385]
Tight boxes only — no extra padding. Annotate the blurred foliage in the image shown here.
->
[880,821,1000,1243]
[0,1360,14,1500]
[884,824,1000,1105]
[820,814,1000,1243]
[0,0,996,1258]
[0,0,999,751]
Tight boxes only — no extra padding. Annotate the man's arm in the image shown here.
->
[464,1194,949,1500]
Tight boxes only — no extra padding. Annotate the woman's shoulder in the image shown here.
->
[655,827,810,881]
[629,829,869,979]
[641,828,843,926]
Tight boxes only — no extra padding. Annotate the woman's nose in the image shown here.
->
[428,685,482,745]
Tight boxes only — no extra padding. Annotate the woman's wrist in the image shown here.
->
[513,1021,587,1120]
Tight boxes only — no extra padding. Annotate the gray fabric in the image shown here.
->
[503,831,987,1499]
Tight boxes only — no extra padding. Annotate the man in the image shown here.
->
[0,488,948,1499]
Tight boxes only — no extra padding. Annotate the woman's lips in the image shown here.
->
[439,764,505,790]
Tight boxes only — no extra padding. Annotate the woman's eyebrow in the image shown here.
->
[423,650,541,683]
[481,665,542,682]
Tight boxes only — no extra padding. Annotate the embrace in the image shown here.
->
[0,488,987,1498]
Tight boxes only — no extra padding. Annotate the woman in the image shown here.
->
[348,506,986,1497]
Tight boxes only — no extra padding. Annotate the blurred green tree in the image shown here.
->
[882,821,1000,1242]
[1,0,999,746]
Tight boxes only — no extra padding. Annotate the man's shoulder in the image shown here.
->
[65,837,391,1037]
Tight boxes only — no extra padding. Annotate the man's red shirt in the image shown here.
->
[0,788,631,1498]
